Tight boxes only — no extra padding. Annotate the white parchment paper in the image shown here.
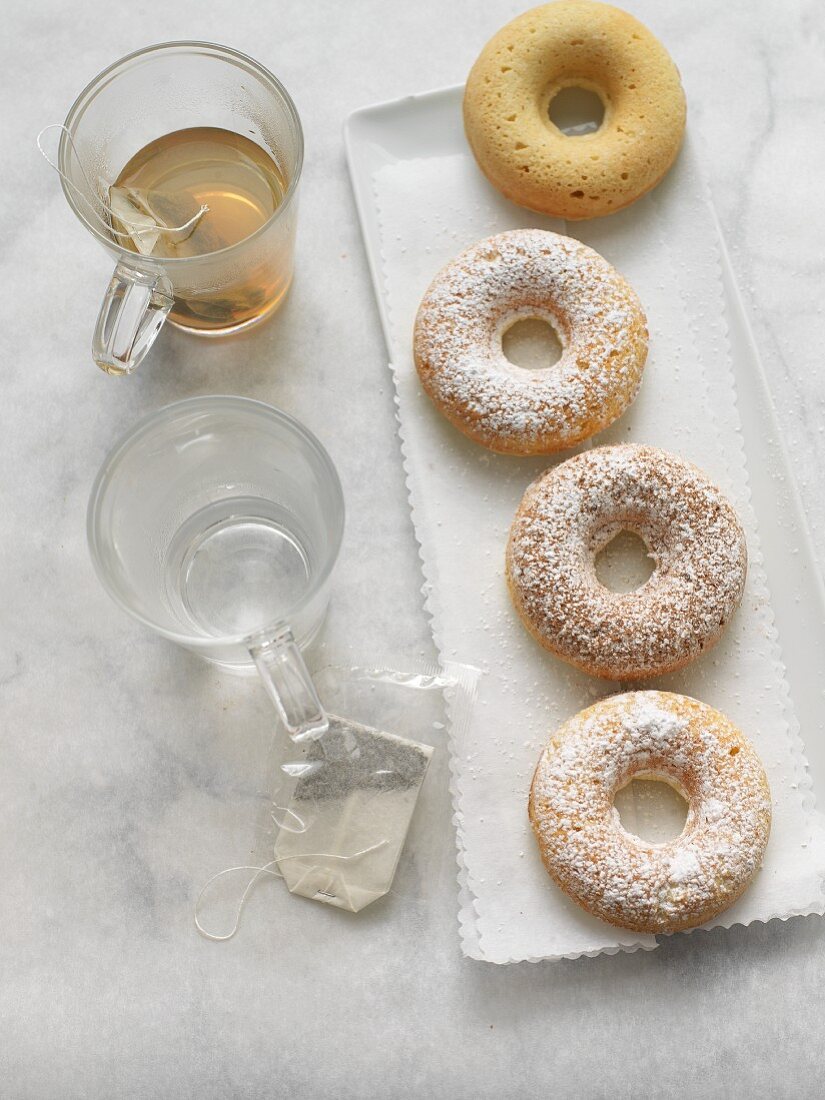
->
[373,139,825,963]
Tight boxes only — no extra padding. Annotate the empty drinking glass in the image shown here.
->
[87,396,344,738]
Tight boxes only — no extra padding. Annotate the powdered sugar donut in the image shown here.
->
[413,229,647,455]
[529,691,771,933]
[506,444,747,679]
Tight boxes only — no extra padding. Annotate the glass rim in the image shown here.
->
[87,395,345,649]
[59,40,304,264]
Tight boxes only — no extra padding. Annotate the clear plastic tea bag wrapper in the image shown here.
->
[269,663,479,914]
[195,662,480,936]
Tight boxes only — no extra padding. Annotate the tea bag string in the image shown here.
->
[194,841,389,942]
[36,124,208,241]
[193,804,302,941]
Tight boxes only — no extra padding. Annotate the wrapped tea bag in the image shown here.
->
[194,662,480,940]
[105,180,208,256]
[273,715,433,912]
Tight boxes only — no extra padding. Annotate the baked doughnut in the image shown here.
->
[413,229,647,455]
[463,1,687,219]
[529,691,772,933]
[506,444,747,679]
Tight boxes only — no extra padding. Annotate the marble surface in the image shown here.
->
[2,1,824,1096]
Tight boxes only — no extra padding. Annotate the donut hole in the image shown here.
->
[547,86,606,136]
[614,776,689,843]
[501,317,563,371]
[594,530,655,593]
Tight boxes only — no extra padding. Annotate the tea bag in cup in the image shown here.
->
[104,180,209,257]
[273,715,433,913]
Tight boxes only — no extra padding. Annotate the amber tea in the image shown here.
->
[109,127,292,333]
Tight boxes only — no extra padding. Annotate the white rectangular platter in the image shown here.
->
[345,85,825,963]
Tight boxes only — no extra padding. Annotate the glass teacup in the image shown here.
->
[58,42,303,376]
[87,397,344,738]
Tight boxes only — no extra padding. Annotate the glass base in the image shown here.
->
[167,278,292,337]
[165,496,313,639]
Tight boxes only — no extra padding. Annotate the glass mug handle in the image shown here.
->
[248,626,328,740]
[92,261,174,376]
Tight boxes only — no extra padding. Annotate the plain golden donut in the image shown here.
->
[463,1,687,219]
[529,691,772,934]
[506,444,747,678]
[413,229,647,455]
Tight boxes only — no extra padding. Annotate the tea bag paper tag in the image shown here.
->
[273,714,433,913]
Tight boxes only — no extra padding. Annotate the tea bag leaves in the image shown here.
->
[273,715,433,913]
[106,181,208,256]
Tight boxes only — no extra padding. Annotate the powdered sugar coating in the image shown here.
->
[507,444,748,679]
[413,229,648,455]
[529,691,772,934]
